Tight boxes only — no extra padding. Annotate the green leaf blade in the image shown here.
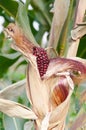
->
[0,0,18,18]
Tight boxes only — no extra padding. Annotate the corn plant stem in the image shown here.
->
[73,0,79,28]
[47,0,70,55]
[45,47,58,57]
[67,0,86,57]
[59,0,74,57]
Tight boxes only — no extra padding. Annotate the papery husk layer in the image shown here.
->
[0,98,37,119]
[26,54,86,130]
[26,63,74,130]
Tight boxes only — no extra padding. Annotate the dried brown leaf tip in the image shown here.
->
[5,23,86,129]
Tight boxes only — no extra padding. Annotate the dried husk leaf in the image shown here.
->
[74,0,86,27]
[69,57,86,64]
[67,39,80,58]
[71,24,86,40]
[67,0,86,57]
[27,64,52,116]
[49,121,65,130]
[48,88,73,130]
[43,57,86,85]
[0,79,26,99]
[48,0,70,49]
[27,66,50,129]
[26,61,75,130]
[51,77,69,108]
[0,98,37,119]
[26,55,86,130]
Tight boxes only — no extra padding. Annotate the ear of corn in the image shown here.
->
[3,22,86,130]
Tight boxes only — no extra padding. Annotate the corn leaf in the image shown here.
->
[48,0,70,50]
[0,98,37,119]
[0,0,18,18]
[16,0,38,45]
[0,79,26,100]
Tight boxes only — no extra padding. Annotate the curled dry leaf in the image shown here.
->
[71,24,86,40]
[0,98,37,119]
[49,89,72,130]
[4,23,86,130]
[0,79,26,99]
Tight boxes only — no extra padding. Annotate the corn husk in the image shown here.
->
[26,63,74,130]
[25,54,86,130]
